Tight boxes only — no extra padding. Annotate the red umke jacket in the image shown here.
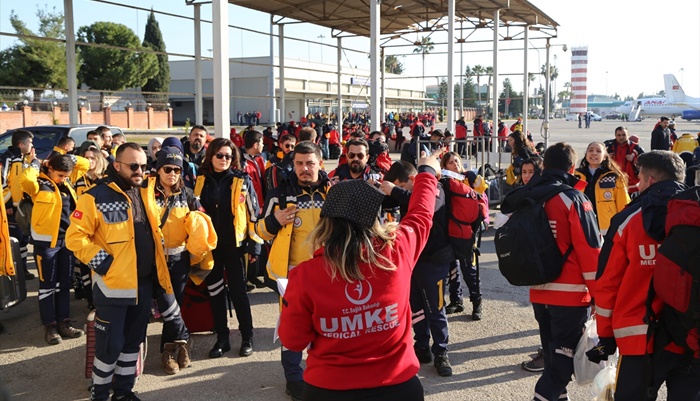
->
[279,171,437,390]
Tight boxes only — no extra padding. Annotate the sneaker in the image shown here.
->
[414,345,432,364]
[521,353,545,372]
[57,320,84,339]
[434,353,453,377]
[285,380,305,401]
[111,391,141,401]
[175,339,192,369]
[161,343,180,375]
[45,324,62,345]
[445,301,464,315]
[248,276,266,288]
[239,338,253,357]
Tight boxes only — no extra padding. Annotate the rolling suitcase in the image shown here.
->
[181,279,215,333]
[0,237,27,310]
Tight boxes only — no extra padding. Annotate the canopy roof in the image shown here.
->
[231,0,558,37]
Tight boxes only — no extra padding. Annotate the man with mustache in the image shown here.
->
[328,138,379,182]
[254,141,331,401]
[67,143,174,401]
[183,125,208,167]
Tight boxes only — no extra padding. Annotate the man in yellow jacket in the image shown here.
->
[66,143,174,401]
[254,141,331,401]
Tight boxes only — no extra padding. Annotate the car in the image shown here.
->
[589,113,603,122]
[605,112,622,120]
[0,125,124,159]
[565,113,580,121]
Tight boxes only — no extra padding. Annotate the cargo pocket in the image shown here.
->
[93,315,111,360]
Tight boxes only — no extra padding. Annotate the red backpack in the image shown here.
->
[440,175,485,259]
[649,187,700,356]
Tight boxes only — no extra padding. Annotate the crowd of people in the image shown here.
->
[1,115,700,401]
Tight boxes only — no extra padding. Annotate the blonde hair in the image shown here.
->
[309,217,399,282]
[82,148,108,180]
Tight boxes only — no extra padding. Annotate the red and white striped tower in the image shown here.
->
[570,46,588,113]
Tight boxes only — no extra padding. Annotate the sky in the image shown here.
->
[1,0,698,101]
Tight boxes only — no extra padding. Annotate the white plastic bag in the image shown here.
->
[590,364,616,400]
[573,315,607,385]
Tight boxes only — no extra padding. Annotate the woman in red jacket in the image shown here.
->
[279,155,440,401]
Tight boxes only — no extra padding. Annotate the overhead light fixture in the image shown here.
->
[413,41,421,46]
[476,21,487,28]
[503,36,513,41]
[456,38,466,43]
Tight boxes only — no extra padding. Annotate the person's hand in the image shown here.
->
[586,337,617,363]
[274,205,297,226]
[626,154,634,162]
[418,153,441,176]
[379,180,395,195]
[249,256,258,264]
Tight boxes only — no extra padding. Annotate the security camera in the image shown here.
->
[562,44,568,52]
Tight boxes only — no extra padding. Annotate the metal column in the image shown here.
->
[380,47,386,125]
[194,3,203,125]
[279,24,286,123]
[523,27,529,136]
[369,0,380,131]
[63,0,78,125]
[337,37,343,129]
[446,0,455,134]
[212,0,230,136]
[543,38,551,148]
[491,10,500,130]
[269,15,276,125]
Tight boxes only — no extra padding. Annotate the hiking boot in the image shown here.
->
[521,353,545,372]
[57,320,84,339]
[414,345,432,364]
[285,380,305,401]
[445,300,464,315]
[239,338,253,357]
[161,343,180,375]
[45,324,62,345]
[175,339,192,369]
[111,391,141,401]
[472,299,482,321]
[434,353,453,377]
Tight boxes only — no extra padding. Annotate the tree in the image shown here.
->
[413,36,434,90]
[472,65,485,110]
[484,66,494,106]
[541,64,559,113]
[142,10,170,104]
[384,55,404,75]
[0,7,67,101]
[499,78,523,117]
[77,22,158,103]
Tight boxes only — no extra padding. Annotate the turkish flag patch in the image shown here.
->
[582,201,593,212]
[72,210,83,220]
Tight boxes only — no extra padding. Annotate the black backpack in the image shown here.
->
[647,187,700,355]
[495,183,573,286]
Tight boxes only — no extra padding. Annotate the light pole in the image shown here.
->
[606,71,609,96]
[318,34,326,64]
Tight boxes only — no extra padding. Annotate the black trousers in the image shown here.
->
[303,375,424,401]
[615,351,700,401]
[205,245,253,340]
[532,303,589,401]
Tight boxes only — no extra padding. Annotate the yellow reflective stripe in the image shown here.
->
[437,278,444,310]
[36,255,43,282]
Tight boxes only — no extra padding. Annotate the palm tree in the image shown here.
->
[384,55,404,75]
[472,65,485,110]
[541,64,559,113]
[413,36,434,93]
[485,66,494,112]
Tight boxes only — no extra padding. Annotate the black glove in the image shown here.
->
[586,336,617,363]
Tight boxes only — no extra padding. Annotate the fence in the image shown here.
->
[0,106,173,133]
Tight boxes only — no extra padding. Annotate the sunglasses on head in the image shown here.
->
[162,166,181,174]
[215,153,233,160]
[347,152,365,160]
[117,161,148,172]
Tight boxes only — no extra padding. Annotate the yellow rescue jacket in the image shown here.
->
[574,169,630,235]
[19,156,89,247]
[66,178,173,305]
[0,165,15,277]
[672,133,699,154]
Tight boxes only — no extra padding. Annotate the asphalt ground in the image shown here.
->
[2,118,698,401]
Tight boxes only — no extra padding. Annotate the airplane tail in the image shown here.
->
[664,74,686,103]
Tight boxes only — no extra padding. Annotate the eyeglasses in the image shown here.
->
[347,152,365,160]
[215,153,233,160]
[162,166,181,174]
[117,161,148,172]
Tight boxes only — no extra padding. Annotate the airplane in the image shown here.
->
[615,74,700,121]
